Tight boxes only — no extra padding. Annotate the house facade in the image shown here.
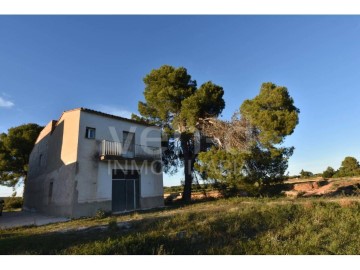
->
[23,108,164,218]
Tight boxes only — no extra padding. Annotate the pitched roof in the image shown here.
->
[62,107,159,128]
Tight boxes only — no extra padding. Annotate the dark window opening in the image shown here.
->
[123,131,135,156]
[48,182,53,204]
[85,127,96,139]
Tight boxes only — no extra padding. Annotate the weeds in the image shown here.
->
[3,197,360,254]
[94,209,108,219]
[108,218,118,232]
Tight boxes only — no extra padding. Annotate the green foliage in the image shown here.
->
[335,157,360,177]
[0,123,43,187]
[108,218,118,232]
[137,65,225,201]
[300,169,314,179]
[3,197,23,210]
[322,166,336,179]
[240,82,299,146]
[196,148,249,192]
[140,65,196,124]
[139,65,225,132]
[164,184,212,194]
[179,81,225,128]
[197,82,299,194]
[164,186,183,193]
[243,146,293,187]
[197,146,293,195]
[94,209,109,219]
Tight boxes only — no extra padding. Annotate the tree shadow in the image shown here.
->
[0,214,172,254]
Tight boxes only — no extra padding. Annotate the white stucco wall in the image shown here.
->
[75,110,163,203]
[26,108,163,216]
[95,161,163,201]
[78,110,161,147]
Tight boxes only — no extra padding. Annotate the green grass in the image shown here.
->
[2,197,360,254]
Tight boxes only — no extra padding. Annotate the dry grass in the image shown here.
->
[3,196,360,254]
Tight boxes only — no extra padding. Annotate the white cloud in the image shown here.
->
[0,97,14,108]
[95,105,135,119]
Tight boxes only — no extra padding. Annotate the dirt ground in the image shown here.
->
[165,177,360,201]
[284,177,360,197]
[164,190,222,200]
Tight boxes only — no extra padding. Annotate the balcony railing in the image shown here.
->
[100,140,161,161]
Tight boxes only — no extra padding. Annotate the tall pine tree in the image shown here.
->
[135,65,225,202]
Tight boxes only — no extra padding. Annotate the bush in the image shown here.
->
[335,157,360,177]
[94,209,109,219]
[4,197,23,210]
[300,169,313,179]
[322,166,335,178]
[108,218,118,231]
[164,193,181,205]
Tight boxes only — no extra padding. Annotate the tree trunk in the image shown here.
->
[182,138,193,203]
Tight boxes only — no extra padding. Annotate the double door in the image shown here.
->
[112,170,140,212]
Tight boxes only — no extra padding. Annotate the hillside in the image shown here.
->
[284,177,360,197]
[3,196,360,254]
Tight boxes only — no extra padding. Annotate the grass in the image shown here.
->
[3,208,22,212]
[2,197,360,254]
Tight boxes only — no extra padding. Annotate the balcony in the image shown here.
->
[100,140,161,161]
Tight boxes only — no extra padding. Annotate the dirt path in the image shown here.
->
[0,211,69,229]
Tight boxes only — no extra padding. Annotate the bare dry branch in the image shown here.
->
[197,112,257,152]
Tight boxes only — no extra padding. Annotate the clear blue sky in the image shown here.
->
[1,15,360,195]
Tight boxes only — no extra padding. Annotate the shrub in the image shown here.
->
[335,157,360,177]
[300,169,313,179]
[164,193,181,205]
[4,197,23,210]
[322,166,335,178]
[108,218,118,231]
[94,209,110,219]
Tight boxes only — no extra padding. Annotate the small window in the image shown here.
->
[85,127,96,139]
[48,182,53,203]
[123,131,135,152]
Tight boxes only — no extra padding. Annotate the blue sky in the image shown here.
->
[1,15,360,195]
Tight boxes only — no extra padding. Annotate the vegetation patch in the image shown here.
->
[3,197,360,254]
[3,197,23,211]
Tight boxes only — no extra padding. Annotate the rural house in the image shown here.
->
[23,108,164,218]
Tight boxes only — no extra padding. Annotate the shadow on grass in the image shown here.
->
[0,215,173,255]
[1,203,276,254]
[3,201,353,255]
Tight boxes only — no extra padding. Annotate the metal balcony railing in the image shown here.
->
[100,140,161,160]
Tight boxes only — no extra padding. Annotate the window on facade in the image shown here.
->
[48,182,53,203]
[85,127,96,139]
[123,131,135,154]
